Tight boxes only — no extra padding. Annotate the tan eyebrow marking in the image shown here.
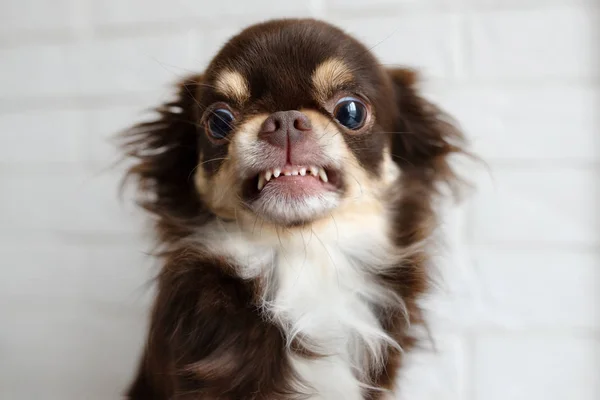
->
[215,70,250,104]
[312,58,354,102]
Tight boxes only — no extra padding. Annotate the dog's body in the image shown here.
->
[122,19,465,399]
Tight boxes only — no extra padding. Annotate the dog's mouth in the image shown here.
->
[243,164,342,200]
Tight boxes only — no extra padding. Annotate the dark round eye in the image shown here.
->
[207,108,235,139]
[333,97,368,130]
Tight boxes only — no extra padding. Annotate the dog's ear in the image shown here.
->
[387,68,466,187]
[120,75,204,225]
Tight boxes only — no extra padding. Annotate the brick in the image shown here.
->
[468,9,599,80]
[331,14,462,79]
[70,33,201,96]
[0,170,142,234]
[89,1,315,26]
[396,335,466,400]
[327,0,458,11]
[0,243,155,308]
[0,303,148,400]
[421,201,485,331]
[0,0,78,33]
[0,34,198,100]
[420,261,485,333]
[0,109,86,164]
[471,248,600,330]
[474,336,600,400]
[0,245,87,302]
[427,85,600,161]
[471,167,600,245]
[84,103,157,165]
[84,246,157,307]
[466,0,598,8]
[0,34,202,100]
[0,43,79,98]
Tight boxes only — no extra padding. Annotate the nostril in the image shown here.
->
[261,117,277,134]
[293,115,312,131]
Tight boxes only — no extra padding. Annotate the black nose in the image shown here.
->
[259,110,312,148]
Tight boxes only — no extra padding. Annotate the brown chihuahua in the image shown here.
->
[122,18,465,400]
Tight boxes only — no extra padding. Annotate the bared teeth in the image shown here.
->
[257,166,330,190]
[318,169,328,183]
[257,175,266,190]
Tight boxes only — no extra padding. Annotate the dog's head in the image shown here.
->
[122,19,464,236]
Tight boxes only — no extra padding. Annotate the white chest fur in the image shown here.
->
[194,213,406,399]
[268,238,393,399]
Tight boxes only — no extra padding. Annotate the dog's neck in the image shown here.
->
[188,194,403,276]
[182,202,415,397]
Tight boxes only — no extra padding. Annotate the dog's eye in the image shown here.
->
[207,108,235,139]
[334,97,367,130]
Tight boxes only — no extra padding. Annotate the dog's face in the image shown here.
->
[123,18,463,234]
[193,19,401,226]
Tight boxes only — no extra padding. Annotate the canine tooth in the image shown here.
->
[310,166,319,176]
[299,168,307,176]
[265,170,272,181]
[318,169,328,183]
[258,175,266,190]
[273,168,281,178]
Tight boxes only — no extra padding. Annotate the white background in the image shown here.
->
[0,0,599,399]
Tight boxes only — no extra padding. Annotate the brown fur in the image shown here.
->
[120,18,466,400]
[311,58,354,103]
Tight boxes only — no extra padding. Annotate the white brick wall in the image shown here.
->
[0,1,598,399]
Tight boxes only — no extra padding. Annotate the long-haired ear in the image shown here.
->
[387,68,467,191]
[120,75,204,225]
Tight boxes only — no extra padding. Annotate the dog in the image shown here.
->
[121,18,466,400]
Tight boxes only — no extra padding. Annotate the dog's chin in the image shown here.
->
[249,191,341,227]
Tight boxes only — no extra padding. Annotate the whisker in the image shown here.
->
[187,157,231,182]
[186,81,219,90]
[199,156,230,166]
[359,28,400,58]
[371,131,414,135]
[207,109,236,136]
[390,154,415,167]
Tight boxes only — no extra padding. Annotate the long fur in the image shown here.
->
[120,18,466,400]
